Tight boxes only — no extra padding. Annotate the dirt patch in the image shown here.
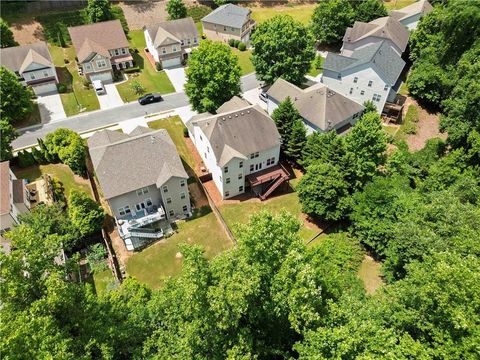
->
[358,255,384,295]
[108,227,133,267]
[403,98,447,151]
[9,19,45,45]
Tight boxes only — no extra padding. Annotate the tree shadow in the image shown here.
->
[123,1,157,13]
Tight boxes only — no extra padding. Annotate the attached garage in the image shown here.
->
[89,71,113,82]
[32,82,57,95]
[161,57,182,69]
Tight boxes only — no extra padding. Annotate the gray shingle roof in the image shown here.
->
[145,17,198,47]
[201,4,250,29]
[267,78,364,131]
[390,0,433,21]
[0,42,53,73]
[188,98,280,167]
[88,126,188,199]
[324,41,405,85]
[343,16,409,53]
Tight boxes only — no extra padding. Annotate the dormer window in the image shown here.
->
[368,80,373,87]
[337,73,341,80]
[353,77,358,83]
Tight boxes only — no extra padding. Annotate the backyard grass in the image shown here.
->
[358,255,384,294]
[14,163,92,199]
[92,269,116,295]
[147,116,195,170]
[308,55,324,77]
[219,191,318,242]
[116,30,175,102]
[232,48,254,75]
[126,207,232,289]
[49,45,100,116]
[195,22,203,37]
[383,0,417,10]
[249,4,316,25]
[399,81,409,96]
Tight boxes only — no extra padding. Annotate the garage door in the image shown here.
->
[33,82,57,95]
[90,71,113,82]
[162,57,182,69]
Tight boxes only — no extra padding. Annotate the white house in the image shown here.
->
[321,41,405,114]
[0,42,59,95]
[187,97,288,200]
[266,78,364,134]
[341,16,409,57]
[390,0,433,31]
[144,17,199,68]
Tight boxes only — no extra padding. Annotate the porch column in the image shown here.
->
[129,60,133,67]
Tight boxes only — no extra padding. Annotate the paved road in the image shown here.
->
[13,73,261,150]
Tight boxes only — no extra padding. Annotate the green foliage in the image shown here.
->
[86,243,108,272]
[233,39,240,48]
[16,149,36,168]
[68,190,104,238]
[0,118,18,161]
[167,0,187,20]
[187,5,212,22]
[251,15,315,85]
[363,100,377,114]
[301,130,345,168]
[0,17,17,48]
[353,0,387,23]
[297,162,351,221]
[310,0,354,44]
[237,42,246,51]
[285,119,307,162]
[130,80,146,95]
[185,40,241,112]
[272,96,304,157]
[44,128,87,176]
[228,38,235,47]
[0,66,33,123]
[85,0,112,23]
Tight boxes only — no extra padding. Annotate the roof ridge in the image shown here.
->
[68,19,120,30]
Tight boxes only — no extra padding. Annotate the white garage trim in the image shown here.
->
[32,82,57,95]
[89,71,113,82]
[161,57,182,69]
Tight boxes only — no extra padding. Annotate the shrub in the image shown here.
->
[233,39,240,48]
[130,80,145,95]
[44,128,87,176]
[187,5,212,22]
[82,78,90,89]
[31,146,47,164]
[228,38,235,47]
[155,62,163,71]
[123,66,141,74]
[183,127,189,137]
[57,83,67,93]
[69,190,105,238]
[86,243,108,273]
[17,150,36,168]
[238,42,246,51]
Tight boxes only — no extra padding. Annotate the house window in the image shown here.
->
[97,59,107,68]
[169,209,174,216]
[360,90,365,95]
[183,205,188,212]
[238,173,242,179]
[180,180,186,187]
[254,152,259,158]
[181,192,186,199]
[353,77,358,83]
[199,135,202,141]
[266,157,275,166]
[114,49,119,56]
[368,80,373,87]
[224,166,228,173]
[226,178,231,184]
[121,48,127,55]
[250,164,254,172]
[145,198,153,207]
[181,40,184,46]
[118,206,131,216]
[29,73,35,80]
[384,84,389,91]
[204,152,208,158]
[162,47,167,54]
[43,70,49,77]
[349,88,353,94]
[219,176,222,182]
[225,191,230,197]
[193,37,197,43]
[223,26,226,31]
[207,146,210,153]
[162,185,168,193]
[172,46,177,52]
[239,161,243,168]
[135,203,144,212]
[372,94,381,102]
[166,197,172,204]
[137,187,149,196]
[187,38,191,45]
[85,64,92,71]
[239,186,244,192]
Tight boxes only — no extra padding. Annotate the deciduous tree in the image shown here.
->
[68,190,104,238]
[85,0,112,23]
[353,0,387,23]
[310,0,354,44]
[0,118,18,161]
[0,66,33,123]
[0,18,18,48]
[166,0,187,20]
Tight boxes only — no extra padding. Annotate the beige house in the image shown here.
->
[68,20,133,82]
[201,4,256,44]
[88,126,191,251]
[0,42,58,95]
[144,17,199,68]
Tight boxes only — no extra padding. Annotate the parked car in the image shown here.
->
[92,80,106,95]
[259,92,268,103]
[138,93,163,105]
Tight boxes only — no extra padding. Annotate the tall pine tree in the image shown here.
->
[272,96,304,159]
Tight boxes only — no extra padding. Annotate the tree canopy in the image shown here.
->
[310,0,354,44]
[43,128,87,176]
[251,15,315,85]
[185,40,241,112]
[85,0,112,23]
[166,0,187,20]
[0,18,17,48]
[0,118,18,161]
[0,66,33,123]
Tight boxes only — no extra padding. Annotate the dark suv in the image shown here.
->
[138,93,163,105]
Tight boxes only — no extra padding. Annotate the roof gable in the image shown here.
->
[201,3,250,28]
[0,42,53,73]
[390,0,433,21]
[145,17,198,48]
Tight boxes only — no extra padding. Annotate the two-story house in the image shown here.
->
[390,0,433,31]
[266,78,364,134]
[0,42,58,95]
[322,41,405,114]
[201,4,256,44]
[144,17,199,68]
[0,161,31,237]
[341,16,409,57]
[68,20,133,82]
[88,126,191,251]
[187,96,288,200]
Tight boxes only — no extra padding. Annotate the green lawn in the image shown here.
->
[116,30,175,102]
[399,81,409,96]
[219,191,318,242]
[49,45,100,116]
[147,116,195,171]
[92,269,116,295]
[358,255,384,294]
[14,163,92,199]
[232,48,254,75]
[126,208,232,289]
[195,22,203,37]
[249,4,316,25]
[383,0,417,10]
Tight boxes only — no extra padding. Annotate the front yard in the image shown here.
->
[249,4,316,25]
[126,207,232,289]
[116,30,175,102]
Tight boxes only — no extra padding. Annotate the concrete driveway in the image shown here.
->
[242,87,267,111]
[97,82,124,110]
[165,67,187,92]
[37,91,66,123]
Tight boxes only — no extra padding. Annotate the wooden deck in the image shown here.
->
[246,165,290,187]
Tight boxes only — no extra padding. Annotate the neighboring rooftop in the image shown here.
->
[145,17,198,47]
[187,97,280,167]
[343,16,409,53]
[267,78,364,131]
[0,42,52,73]
[201,3,250,28]
[390,0,433,22]
[0,162,10,216]
[68,20,128,63]
[88,126,188,199]
[324,41,406,85]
